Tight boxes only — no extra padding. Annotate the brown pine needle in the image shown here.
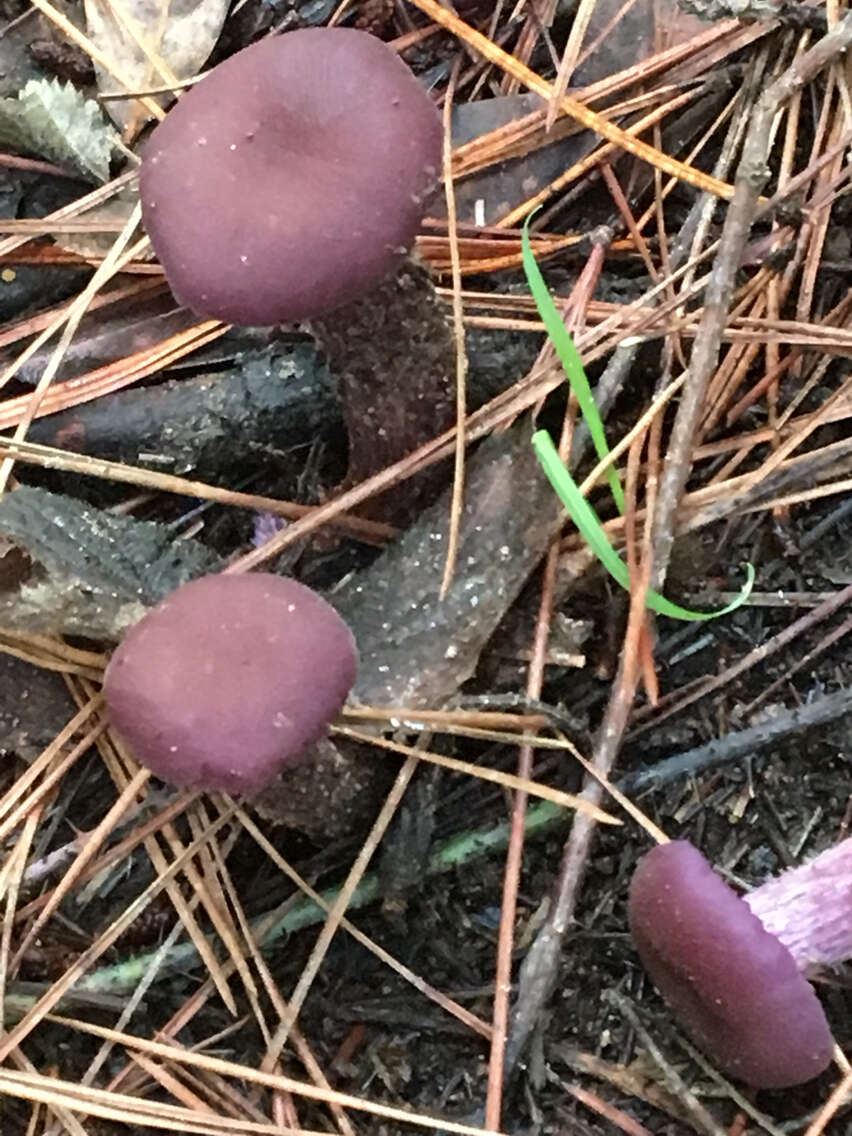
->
[233,805,493,1041]
[439,59,468,599]
[51,1014,508,1134]
[331,724,619,822]
[407,0,738,200]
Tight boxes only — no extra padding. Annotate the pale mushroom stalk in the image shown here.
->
[744,836,852,973]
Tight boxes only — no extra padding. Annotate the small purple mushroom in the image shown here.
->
[628,840,841,1089]
[139,28,442,326]
[103,573,357,797]
[138,27,453,525]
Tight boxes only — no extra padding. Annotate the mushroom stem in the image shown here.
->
[744,837,852,972]
[310,257,456,525]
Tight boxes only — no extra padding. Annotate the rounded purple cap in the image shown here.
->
[628,841,833,1089]
[104,574,357,796]
[139,28,442,326]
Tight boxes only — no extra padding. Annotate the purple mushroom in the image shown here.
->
[138,27,454,524]
[139,28,442,327]
[628,840,844,1089]
[103,573,357,797]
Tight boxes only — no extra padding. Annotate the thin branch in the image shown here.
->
[650,8,852,588]
[620,684,852,793]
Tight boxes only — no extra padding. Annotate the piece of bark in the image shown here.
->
[0,486,219,638]
[29,341,337,479]
[28,326,539,479]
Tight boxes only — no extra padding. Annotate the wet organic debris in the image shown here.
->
[255,419,566,833]
[0,485,218,637]
[334,418,565,709]
[1,0,852,1130]
[30,340,338,480]
[24,312,540,482]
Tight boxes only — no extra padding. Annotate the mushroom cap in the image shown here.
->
[139,28,443,326]
[628,841,833,1089]
[103,573,357,796]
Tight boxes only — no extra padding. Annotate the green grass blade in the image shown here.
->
[533,430,755,621]
[521,215,625,513]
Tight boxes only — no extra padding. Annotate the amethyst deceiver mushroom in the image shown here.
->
[628,840,839,1089]
[103,573,357,797]
[138,28,455,524]
[139,28,442,326]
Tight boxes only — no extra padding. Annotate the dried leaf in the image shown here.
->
[333,419,567,709]
[447,93,598,226]
[0,77,118,183]
[0,486,219,639]
[84,0,230,131]
[53,187,143,258]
